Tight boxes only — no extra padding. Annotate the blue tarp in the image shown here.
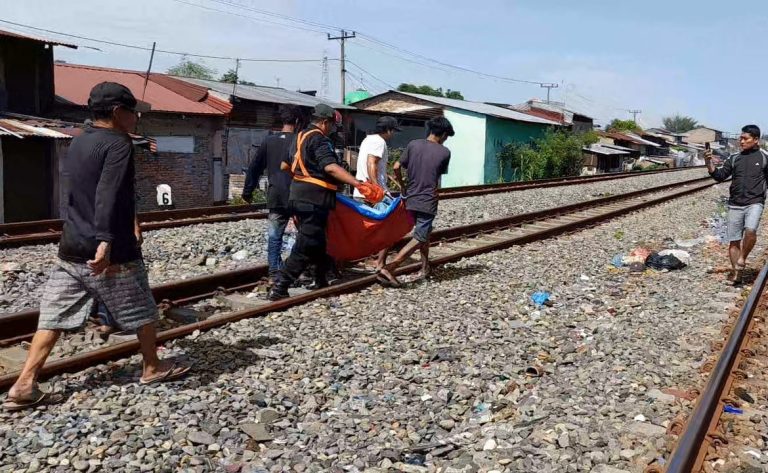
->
[336,194,403,221]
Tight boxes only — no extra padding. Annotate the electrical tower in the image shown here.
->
[628,109,642,123]
[320,54,329,99]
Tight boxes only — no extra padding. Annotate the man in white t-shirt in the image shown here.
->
[354,116,400,269]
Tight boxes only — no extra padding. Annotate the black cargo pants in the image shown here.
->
[279,203,331,285]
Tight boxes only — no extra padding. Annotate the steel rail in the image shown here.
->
[0,176,714,343]
[0,177,715,391]
[437,166,705,200]
[0,167,703,248]
[660,263,768,473]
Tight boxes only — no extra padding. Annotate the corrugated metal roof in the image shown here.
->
[393,91,559,125]
[177,77,354,110]
[600,131,660,147]
[54,64,228,116]
[0,28,77,49]
[584,144,631,156]
[0,119,73,139]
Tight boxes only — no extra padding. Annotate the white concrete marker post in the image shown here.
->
[156,184,172,206]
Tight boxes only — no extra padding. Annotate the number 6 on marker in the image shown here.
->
[156,184,172,206]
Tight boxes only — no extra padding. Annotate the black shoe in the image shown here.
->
[306,279,329,291]
[268,284,290,301]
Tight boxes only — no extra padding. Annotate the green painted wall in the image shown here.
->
[484,117,551,183]
[441,108,486,187]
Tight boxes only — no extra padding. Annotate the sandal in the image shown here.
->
[2,387,62,412]
[139,362,192,385]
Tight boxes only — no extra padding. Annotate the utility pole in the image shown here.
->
[141,41,156,101]
[328,30,356,103]
[540,83,559,103]
[232,58,241,97]
[628,109,642,123]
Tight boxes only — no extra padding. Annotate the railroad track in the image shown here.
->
[651,259,768,472]
[0,174,715,390]
[0,166,703,248]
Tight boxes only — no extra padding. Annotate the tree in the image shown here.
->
[662,115,699,133]
[445,89,464,100]
[220,69,238,83]
[397,83,463,100]
[167,57,216,80]
[497,129,597,182]
[607,119,641,133]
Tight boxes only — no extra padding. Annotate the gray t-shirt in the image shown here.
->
[400,139,451,215]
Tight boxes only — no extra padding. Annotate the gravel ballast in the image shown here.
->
[0,169,706,313]
[2,181,762,472]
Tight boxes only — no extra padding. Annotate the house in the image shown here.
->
[51,63,231,211]
[0,29,77,223]
[582,144,631,175]
[598,131,661,158]
[509,100,594,134]
[174,77,350,197]
[684,126,723,145]
[351,91,560,186]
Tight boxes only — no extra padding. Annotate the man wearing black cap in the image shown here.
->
[354,115,400,270]
[269,104,381,300]
[4,82,190,411]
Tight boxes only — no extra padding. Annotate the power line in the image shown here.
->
[172,0,553,88]
[345,60,396,90]
[0,18,330,63]
[171,0,331,35]
[200,0,340,32]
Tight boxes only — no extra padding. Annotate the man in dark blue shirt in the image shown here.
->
[377,117,454,287]
[242,105,304,280]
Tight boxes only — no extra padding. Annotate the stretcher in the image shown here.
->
[326,194,414,262]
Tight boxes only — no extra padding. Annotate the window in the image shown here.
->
[153,136,195,153]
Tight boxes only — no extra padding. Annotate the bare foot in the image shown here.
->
[376,268,402,288]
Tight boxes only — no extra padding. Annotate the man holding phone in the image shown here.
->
[706,124,768,283]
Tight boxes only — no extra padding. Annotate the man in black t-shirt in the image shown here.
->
[4,83,190,411]
[242,105,304,280]
[377,117,454,287]
[268,104,381,300]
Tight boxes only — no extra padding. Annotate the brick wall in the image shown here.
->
[134,114,225,211]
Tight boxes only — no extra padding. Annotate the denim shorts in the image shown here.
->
[410,211,436,243]
[727,203,764,242]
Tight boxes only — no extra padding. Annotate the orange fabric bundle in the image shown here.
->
[327,195,413,262]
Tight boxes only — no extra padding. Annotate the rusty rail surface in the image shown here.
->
[0,176,715,390]
[0,175,713,345]
[654,263,768,473]
[0,167,702,248]
[437,165,704,200]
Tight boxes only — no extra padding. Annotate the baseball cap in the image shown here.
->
[312,103,336,119]
[375,116,401,132]
[88,82,151,113]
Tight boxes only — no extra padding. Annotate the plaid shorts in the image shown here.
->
[38,258,158,332]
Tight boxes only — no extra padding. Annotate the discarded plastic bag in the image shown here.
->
[645,252,686,271]
[658,249,691,266]
[611,254,625,268]
[531,291,551,307]
[282,219,297,255]
[674,238,704,248]
[629,247,652,260]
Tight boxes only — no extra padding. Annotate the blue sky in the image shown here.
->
[3,0,764,133]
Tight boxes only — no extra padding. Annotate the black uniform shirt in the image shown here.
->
[288,125,340,210]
